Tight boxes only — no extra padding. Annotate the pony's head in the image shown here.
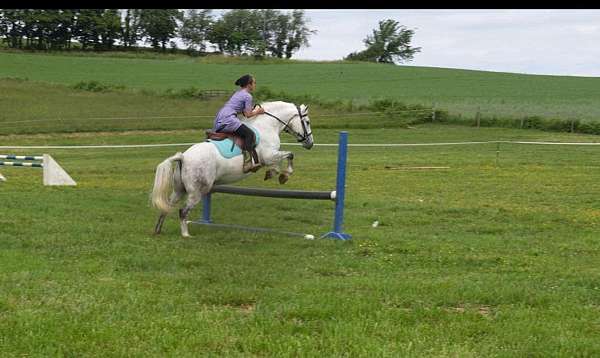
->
[261,102,314,149]
[293,104,314,149]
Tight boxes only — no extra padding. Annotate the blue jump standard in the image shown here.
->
[321,131,350,240]
[194,131,351,240]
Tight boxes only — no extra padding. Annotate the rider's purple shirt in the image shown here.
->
[213,89,254,132]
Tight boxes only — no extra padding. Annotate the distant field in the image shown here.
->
[2,52,600,122]
[0,79,423,136]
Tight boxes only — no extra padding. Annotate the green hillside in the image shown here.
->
[2,52,600,122]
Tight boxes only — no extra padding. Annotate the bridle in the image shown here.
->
[258,104,312,143]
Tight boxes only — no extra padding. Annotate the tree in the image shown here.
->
[207,9,259,56]
[0,9,25,48]
[0,9,77,50]
[19,9,35,49]
[39,9,79,50]
[283,10,315,59]
[0,10,7,43]
[252,9,316,59]
[73,9,103,50]
[345,19,421,64]
[207,9,315,59]
[139,9,182,51]
[121,9,142,49]
[94,9,121,50]
[179,9,213,52]
[49,9,77,50]
[268,12,289,58]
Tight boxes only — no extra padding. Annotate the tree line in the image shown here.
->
[0,9,316,58]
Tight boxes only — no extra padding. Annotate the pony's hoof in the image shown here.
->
[182,234,193,239]
[264,170,273,181]
[278,173,289,184]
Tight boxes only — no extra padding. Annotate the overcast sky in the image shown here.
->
[209,9,600,77]
[291,9,600,77]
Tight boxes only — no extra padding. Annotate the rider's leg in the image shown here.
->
[234,124,261,172]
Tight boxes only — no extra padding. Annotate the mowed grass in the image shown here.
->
[2,51,600,121]
[2,123,600,356]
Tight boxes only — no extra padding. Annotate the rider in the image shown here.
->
[212,74,265,172]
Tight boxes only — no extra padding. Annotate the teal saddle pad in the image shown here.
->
[208,125,260,159]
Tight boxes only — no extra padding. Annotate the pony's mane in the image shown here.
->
[260,101,293,112]
[260,101,308,114]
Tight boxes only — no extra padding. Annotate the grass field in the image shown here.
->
[2,54,600,356]
[3,124,600,356]
[2,51,600,122]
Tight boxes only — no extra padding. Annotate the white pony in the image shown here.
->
[151,101,314,237]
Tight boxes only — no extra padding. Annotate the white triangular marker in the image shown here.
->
[0,172,5,182]
[43,154,76,186]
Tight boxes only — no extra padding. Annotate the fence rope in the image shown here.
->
[3,140,600,150]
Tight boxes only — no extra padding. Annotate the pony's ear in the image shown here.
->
[302,104,309,113]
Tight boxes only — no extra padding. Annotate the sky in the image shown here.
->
[207,9,600,77]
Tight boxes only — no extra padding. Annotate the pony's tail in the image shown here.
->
[151,152,184,214]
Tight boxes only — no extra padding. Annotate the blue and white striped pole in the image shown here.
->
[322,131,351,240]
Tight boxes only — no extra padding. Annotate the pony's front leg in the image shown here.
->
[277,151,294,184]
[263,150,294,184]
[264,164,280,181]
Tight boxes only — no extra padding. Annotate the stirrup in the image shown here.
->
[242,151,261,173]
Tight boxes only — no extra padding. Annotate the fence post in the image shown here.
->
[476,107,481,128]
[496,142,500,167]
[200,193,212,223]
[432,102,436,122]
[570,119,575,133]
[322,131,351,240]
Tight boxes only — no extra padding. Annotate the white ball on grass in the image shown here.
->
[304,234,315,240]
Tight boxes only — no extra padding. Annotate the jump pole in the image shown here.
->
[194,131,351,240]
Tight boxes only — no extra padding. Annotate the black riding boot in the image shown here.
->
[236,124,261,173]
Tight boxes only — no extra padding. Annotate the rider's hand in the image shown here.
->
[256,107,265,115]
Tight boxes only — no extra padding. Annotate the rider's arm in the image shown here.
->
[243,107,265,117]
[241,92,265,117]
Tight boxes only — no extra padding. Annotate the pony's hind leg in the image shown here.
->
[154,214,167,234]
[179,191,203,238]
[154,190,185,235]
